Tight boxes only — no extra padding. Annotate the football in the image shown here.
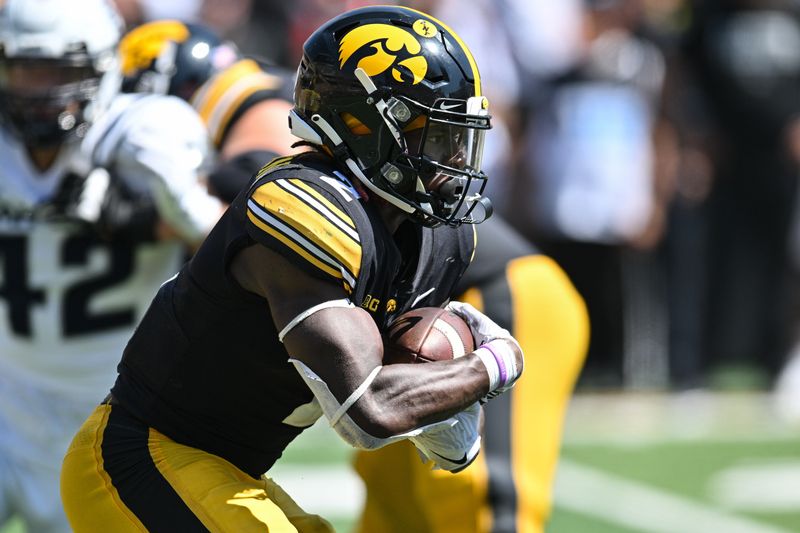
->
[383,306,475,364]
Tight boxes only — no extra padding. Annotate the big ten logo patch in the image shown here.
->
[361,295,381,312]
[361,296,397,313]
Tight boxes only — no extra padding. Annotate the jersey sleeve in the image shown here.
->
[244,175,363,294]
[191,59,289,149]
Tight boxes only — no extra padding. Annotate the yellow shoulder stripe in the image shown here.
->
[248,180,361,287]
[256,156,295,179]
[247,210,343,281]
[289,179,356,230]
[190,59,284,146]
[191,59,262,120]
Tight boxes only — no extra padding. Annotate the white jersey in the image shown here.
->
[0,93,217,400]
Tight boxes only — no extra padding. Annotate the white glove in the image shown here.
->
[71,167,111,224]
[446,301,524,402]
[409,402,482,473]
[446,300,513,345]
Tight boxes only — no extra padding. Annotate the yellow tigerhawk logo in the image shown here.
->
[119,20,189,76]
[338,22,435,85]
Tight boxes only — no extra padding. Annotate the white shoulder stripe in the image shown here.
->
[247,199,358,288]
[276,179,360,242]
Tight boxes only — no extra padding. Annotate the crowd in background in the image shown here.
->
[112,0,800,405]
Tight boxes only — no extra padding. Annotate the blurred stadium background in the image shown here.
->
[5,0,800,531]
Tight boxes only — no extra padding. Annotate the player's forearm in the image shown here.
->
[348,354,490,437]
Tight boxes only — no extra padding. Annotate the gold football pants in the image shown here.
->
[61,404,334,533]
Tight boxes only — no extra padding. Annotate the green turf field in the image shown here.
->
[269,391,800,533]
[549,392,800,533]
[5,391,799,532]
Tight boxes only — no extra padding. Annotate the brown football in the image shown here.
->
[383,307,475,364]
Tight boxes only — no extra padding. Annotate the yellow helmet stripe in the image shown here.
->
[404,8,481,96]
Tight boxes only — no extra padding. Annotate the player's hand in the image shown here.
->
[410,402,482,473]
[50,168,158,241]
[446,300,512,345]
[446,301,524,403]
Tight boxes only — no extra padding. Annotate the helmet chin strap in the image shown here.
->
[353,68,404,148]
[288,107,415,214]
[343,158,416,214]
[352,67,434,216]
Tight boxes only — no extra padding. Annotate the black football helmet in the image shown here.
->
[0,0,122,147]
[290,6,492,227]
[119,20,238,101]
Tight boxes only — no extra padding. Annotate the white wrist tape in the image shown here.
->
[475,339,518,391]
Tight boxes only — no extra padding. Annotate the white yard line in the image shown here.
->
[266,391,799,531]
[268,459,798,533]
[267,464,365,517]
[554,459,796,533]
[562,392,797,446]
[709,461,800,512]
[563,433,800,447]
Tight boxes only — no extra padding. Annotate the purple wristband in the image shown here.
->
[481,341,508,386]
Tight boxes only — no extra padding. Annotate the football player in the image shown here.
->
[118,19,299,204]
[60,6,524,531]
[0,0,223,532]
[120,16,589,533]
[354,216,589,533]
[352,0,591,528]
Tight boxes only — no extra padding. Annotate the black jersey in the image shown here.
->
[111,152,475,477]
[455,214,539,294]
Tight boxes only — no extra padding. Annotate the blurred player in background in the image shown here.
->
[120,12,589,533]
[118,18,299,204]
[0,0,224,531]
[60,5,525,531]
